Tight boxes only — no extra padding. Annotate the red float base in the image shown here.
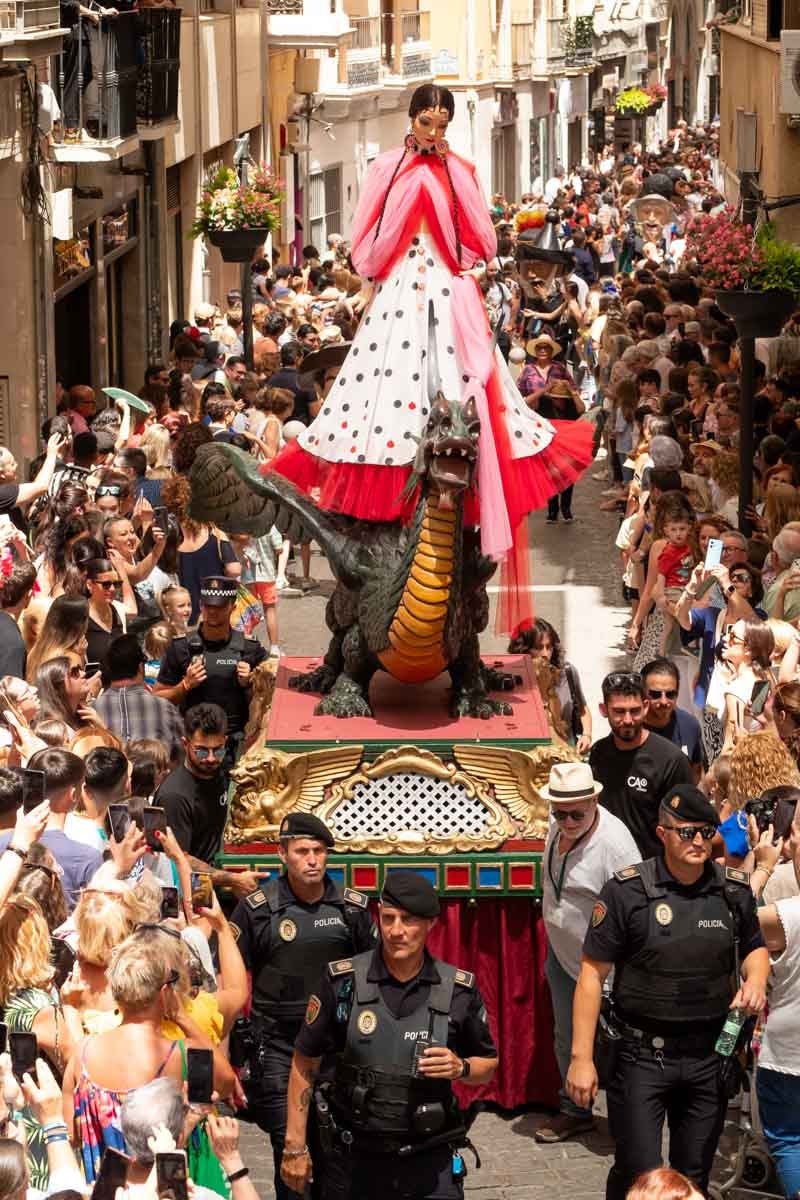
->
[267,654,550,752]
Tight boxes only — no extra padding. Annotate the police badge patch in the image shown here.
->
[655,903,673,926]
[357,1010,378,1036]
[279,918,297,942]
[591,901,607,927]
[305,994,321,1025]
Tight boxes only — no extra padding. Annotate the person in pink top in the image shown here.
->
[269,83,592,631]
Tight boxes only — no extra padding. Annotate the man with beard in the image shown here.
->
[642,658,702,781]
[155,701,260,901]
[589,673,693,858]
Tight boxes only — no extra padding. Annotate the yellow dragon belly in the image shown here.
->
[378,506,455,684]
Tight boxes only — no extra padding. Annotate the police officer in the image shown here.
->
[566,785,769,1200]
[229,812,375,1200]
[155,575,266,757]
[281,870,498,1200]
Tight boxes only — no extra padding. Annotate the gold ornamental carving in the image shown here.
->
[228,739,579,851]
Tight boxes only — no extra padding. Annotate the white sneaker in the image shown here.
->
[276,576,289,589]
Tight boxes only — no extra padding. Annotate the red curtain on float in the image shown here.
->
[427,898,560,1110]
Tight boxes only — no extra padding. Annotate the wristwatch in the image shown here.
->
[459,1057,471,1079]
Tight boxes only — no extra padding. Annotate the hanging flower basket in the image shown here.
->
[714,289,797,339]
[207,228,271,263]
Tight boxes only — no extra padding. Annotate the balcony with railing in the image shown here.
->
[343,13,381,87]
[50,9,180,160]
[0,0,65,61]
[381,9,432,78]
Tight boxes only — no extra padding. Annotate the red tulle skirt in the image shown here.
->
[267,417,594,526]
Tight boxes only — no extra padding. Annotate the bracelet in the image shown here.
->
[44,1132,70,1144]
[4,845,27,861]
[281,1146,309,1159]
[226,1168,250,1183]
[42,1120,68,1132]
[754,865,774,878]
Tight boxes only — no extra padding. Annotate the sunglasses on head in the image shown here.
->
[96,485,122,497]
[552,807,592,822]
[604,671,643,690]
[664,823,716,841]
[647,688,678,700]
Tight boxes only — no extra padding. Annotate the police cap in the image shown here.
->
[381,870,440,918]
[661,785,721,827]
[200,576,238,606]
[279,812,335,847]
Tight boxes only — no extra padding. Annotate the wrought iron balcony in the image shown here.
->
[51,8,180,155]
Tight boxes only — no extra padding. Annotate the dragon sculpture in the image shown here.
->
[189,306,517,719]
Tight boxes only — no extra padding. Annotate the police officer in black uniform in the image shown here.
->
[155,575,266,760]
[229,812,375,1200]
[281,870,498,1200]
[566,785,769,1200]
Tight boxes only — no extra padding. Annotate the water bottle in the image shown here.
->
[715,1007,746,1056]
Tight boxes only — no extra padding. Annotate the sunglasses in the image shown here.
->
[727,631,745,645]
[193,746,226,761]
[663,823,717,841]
[96,579,119,590]
[647,688,677,700]
[96,485,122,497]
[604,671,643,690]
[552,808,592,822]
[729,573,750,584]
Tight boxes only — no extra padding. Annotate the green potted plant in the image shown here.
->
[614,86,653,117]
[191,162,283,262]
[684,209,799,337]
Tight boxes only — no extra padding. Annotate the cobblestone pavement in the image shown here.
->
[237,467,748,1196]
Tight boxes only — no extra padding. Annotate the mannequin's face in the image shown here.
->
[411,106,450,149]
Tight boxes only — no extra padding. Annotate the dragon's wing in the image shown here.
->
[189,443,368,587]
[285,744,365,814]
[452,743,551,837]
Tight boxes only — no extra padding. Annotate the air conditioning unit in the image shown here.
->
[780,29,800,113]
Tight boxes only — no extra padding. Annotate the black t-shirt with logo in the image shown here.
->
[155,763,228,862]
[589,731,694,858]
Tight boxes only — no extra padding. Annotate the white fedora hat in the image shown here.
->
[539,761,603,803]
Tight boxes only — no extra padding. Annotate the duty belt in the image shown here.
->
[619,1021,719,1056]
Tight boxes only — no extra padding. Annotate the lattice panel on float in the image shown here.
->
[330,773,491,841]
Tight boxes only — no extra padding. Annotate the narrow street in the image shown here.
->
[240,467,628,1195]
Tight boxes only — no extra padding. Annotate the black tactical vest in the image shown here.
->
[178,630,247,733]
[252,880,355,1026]
[613,858,737,1028]
[330,951,460,1140]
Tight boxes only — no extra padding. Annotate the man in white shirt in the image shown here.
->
[537,762,639,1143]
[545,165,566,205]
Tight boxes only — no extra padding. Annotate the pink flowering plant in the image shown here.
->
[683,207,762,290]
[190,162,283,238]
[646,81,668,101]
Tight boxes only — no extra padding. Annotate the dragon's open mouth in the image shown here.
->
[429,439,477,507]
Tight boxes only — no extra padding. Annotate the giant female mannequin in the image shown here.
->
[271,85,592,630]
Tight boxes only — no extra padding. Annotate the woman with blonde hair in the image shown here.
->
[25,596,88,684]
[0,894,81,1186]
[62,926,236,1181]
[763,482,800,544]
[709,450,743,526]
[62,886,147,1035]
[139,424,173,479]
[729,729,800,808]
[157,585,192,638]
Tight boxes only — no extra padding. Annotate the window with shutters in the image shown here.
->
[309,165,342,249]
[166,165,181,215]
